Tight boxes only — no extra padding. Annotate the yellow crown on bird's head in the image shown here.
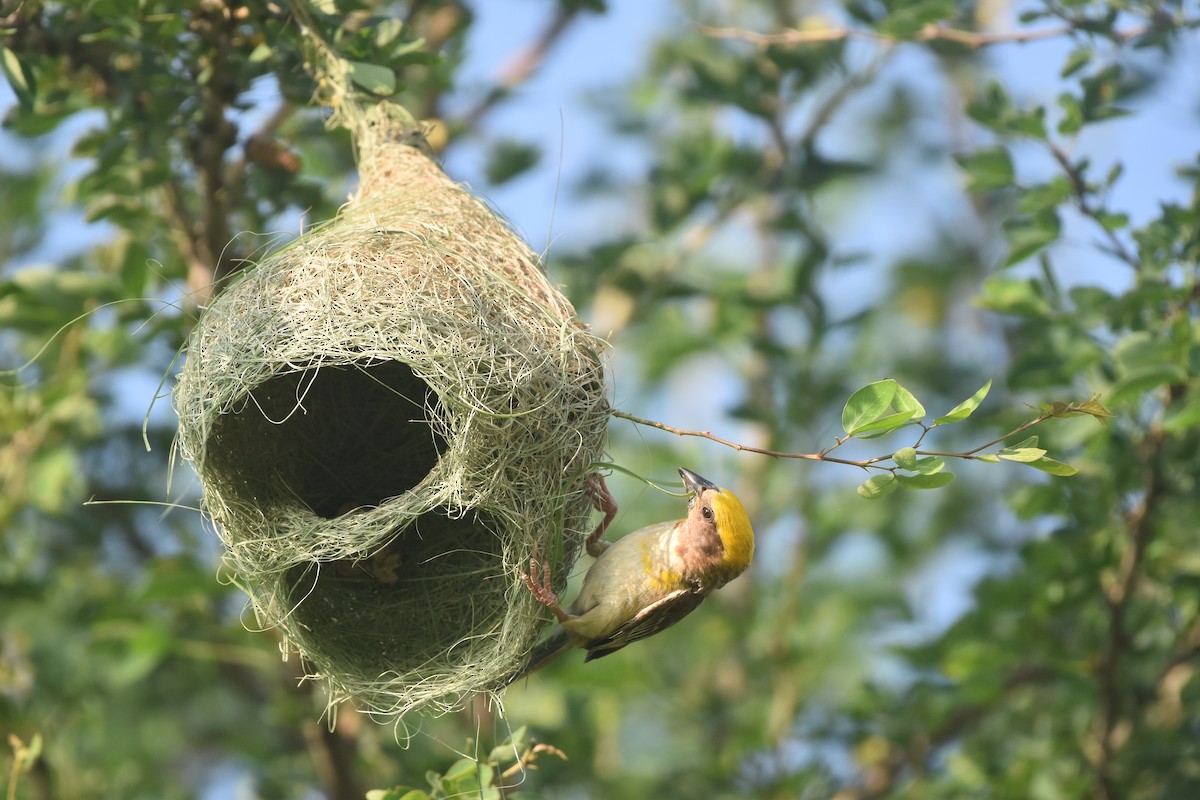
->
[680,467,755,574]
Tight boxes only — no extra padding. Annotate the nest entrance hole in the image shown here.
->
[284,508,505,676]
[206,360,446,518]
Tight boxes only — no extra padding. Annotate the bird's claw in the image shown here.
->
[584,474,618,558]
[521,548,570,622]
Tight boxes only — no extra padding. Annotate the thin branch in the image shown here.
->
[920,414,1050,458]
[797,44,893,153]
[612,408,1059,470]
[459,4,583,131]
[1049,144,1141,270]
[699,19,1160,49]
[612,409,882,469]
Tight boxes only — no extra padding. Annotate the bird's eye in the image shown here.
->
[702,506,714,521]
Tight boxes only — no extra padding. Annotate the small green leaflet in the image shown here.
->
[911,456,945,475]
[853,410,920,438]
[857,474,899,499]
[1,46,35,111]
[998,447,1048,462]
[842,380,897,435]
[935,379,992,424]
[897,471,956,489]
[842,379,925,437]
[893,448,945,475]
[346,60,396,95]
[1024,457,1079,476]
[956,147,1014,192]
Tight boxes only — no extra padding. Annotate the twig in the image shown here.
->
[611,408,1057,470]
[612,409,882,469]
[1049,144,1141,270]
[797,44,893,152]
[699,19,1158,49]
[459,4,584,131]
[919,414,1048,457]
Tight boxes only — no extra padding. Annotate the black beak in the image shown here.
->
[679,467,719,494]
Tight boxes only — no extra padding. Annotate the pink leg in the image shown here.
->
[521,549,572,623]
[584,474,618,558]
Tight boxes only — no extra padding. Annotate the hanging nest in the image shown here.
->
[173,110,609,717]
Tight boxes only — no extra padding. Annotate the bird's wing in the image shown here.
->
[581,587,706,662]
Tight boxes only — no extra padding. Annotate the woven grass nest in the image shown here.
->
[173,115,609,717]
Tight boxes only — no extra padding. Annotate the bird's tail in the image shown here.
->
[506,629,572,685]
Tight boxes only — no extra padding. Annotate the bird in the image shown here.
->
[509,467,755,683]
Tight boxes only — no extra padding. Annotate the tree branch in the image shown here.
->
[187,1,243,302]
[1048,143,1141,270]
[611,408,1061,470]
[1089,420,1167,799]
[459,4,584,131]
[699,19,1162,49]
[284,654,365,800]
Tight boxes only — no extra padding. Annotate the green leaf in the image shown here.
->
[366,790,428,800]
[852,410,920,438]
[1017,177,1073,215]
[1109,364,1187,405]
[1073,399,1113,423]
[842,379,898,435]
[485,139,542,185]
[896,471,956,489]
[1003,210,1061,266]
[1060,45,1093,78]
[1023,457,1079,476]
[442,758,479,783]
[998,447,1048,462]
[892,384,925,419]
[373,17,407,47]
[912,456,946,475]
[1058,93,1084,135]
[1008,435,1039,449]
[857,474,899,499]
[976,453,1001,463]
[489,725,528,765]
[1,46,36,111]
[894,447,918,470]
[935,379,992,424]
[1163,394,1200,432]
[248,42,273,63]
[1096,211,1129,232]
[878,0,955,38]
[966,80,1010,129]
[956,147,1014,192]
[976,276,1051,317]
[346,60,396,95]
[28,447,81,512]
[1104,162,1124,189]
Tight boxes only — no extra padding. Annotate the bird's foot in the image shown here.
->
[521,548,571,623]
[584,473,618,558]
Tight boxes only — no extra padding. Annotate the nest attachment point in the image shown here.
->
[173,120,609,717]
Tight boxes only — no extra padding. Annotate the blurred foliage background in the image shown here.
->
[3,0,1200,798]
